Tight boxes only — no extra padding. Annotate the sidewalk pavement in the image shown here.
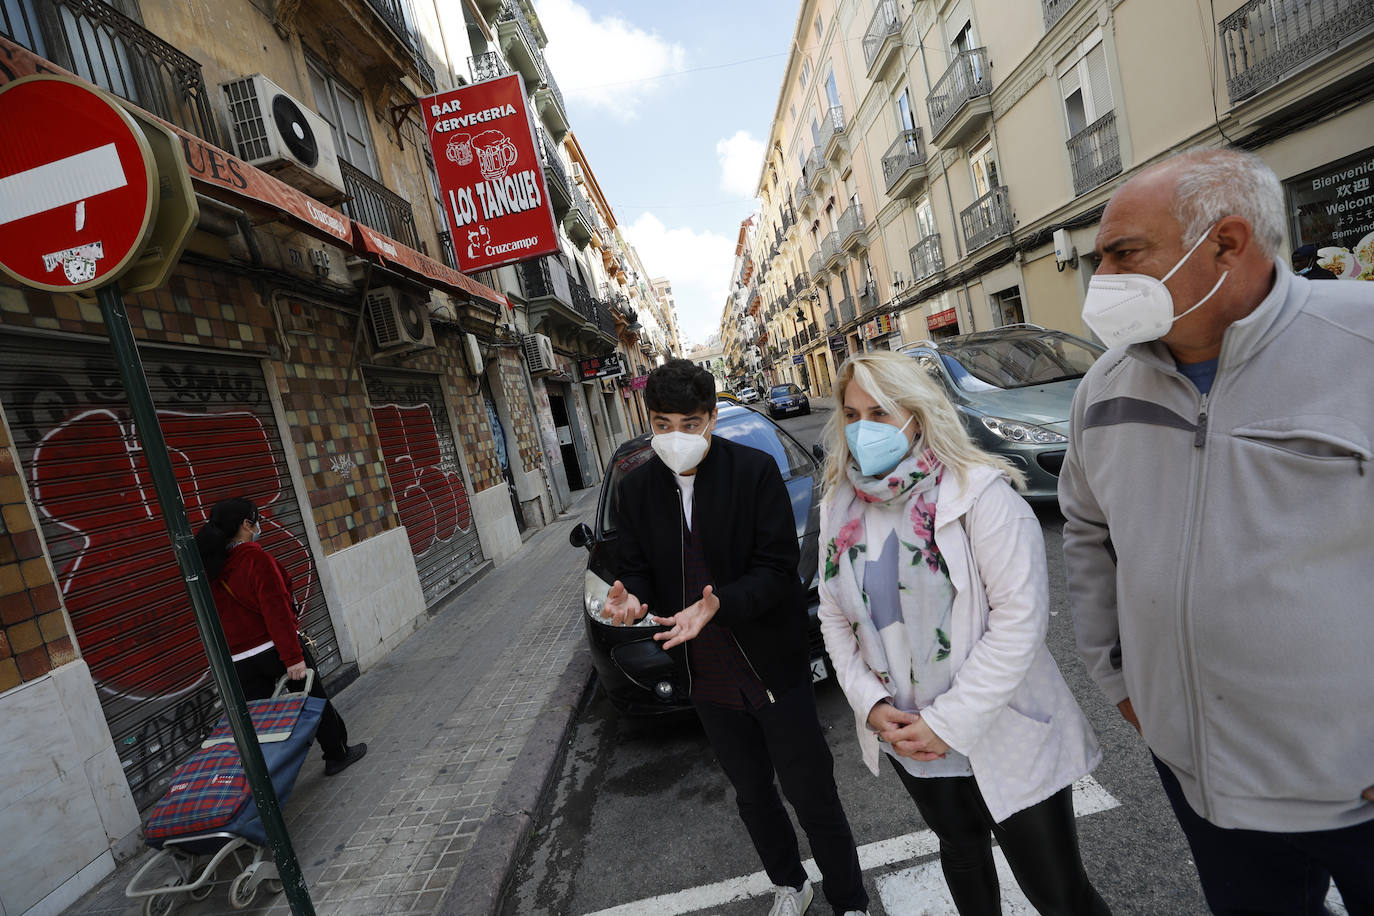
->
[73,488,602,916]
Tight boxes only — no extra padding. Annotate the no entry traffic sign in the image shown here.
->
[0,75,156,293]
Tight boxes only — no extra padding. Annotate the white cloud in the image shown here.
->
[623,212,736,348]
[534,0,688,118]
[716,130,765,199]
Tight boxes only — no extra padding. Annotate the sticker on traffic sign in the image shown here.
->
[0,75,156,293]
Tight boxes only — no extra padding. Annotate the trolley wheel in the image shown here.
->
[143,888,177,916]
[264,878,284,894]
[229,872,258,909]
[187,874,215,901]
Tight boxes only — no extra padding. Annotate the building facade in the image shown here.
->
[0,0,677,909]
[733,0,1374,396]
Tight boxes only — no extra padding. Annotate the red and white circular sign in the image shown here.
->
[0,75,156,293]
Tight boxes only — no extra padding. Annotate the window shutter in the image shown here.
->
[1086,42,1114,116]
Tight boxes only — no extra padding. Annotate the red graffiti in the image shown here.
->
[30,409,313,699]
[371,403,473,559]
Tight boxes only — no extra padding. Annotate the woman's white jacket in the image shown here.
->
[818,465,1101,823]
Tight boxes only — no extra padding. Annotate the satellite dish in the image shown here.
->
[272,94,319,167]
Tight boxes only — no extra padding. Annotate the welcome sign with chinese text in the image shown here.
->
[421,74,560,273]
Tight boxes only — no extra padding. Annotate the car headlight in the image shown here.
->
[584,569,659,627]
[980,415,1068,444]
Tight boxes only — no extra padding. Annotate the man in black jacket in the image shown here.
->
[603,360,868,916]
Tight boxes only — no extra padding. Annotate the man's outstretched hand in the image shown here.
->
[652,585,720,650]
[602,579,648,626]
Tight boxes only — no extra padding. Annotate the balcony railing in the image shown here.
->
[437,230,458,269]
[806,146,827,189]
[781,204,796,231]
[927,47,992,138]
[2,0,220,144]
[961,185,1014,250]
[837,203,866,249]
[807,250,824,279]
[863,0,903,72]
[520,256,573,308]
[821,231,841,266]
[839,295,856,323]
[1043,0,1080,31]
[794,182,814,212]
[538,127,571,203]
[881,129,928,192]
[1220,0,1373,102]
[824,105,846,139]
[910,233,945,281]
[538,65,568,123]
[1067,111,1122,196]
[469,49,509,82]
[340,160,419,249]
[362,0,415,50]
[859,284,879,315]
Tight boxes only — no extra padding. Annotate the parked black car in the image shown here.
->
[569,401,829,714]
[765,383,810,418]
[899,325,1104,502]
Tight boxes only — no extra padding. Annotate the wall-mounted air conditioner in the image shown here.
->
[462,333,484,377]
[522,333,556,375]
[365,286,435,351]
[221,74,345,202]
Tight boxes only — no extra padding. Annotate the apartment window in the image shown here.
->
[815,13,823,40]
[839,269,851,300]
[800,58,812,90]
[896,89,915,131]
[790,102,797,121]
[915,197,936,238]
[308,60,377,177]
[1058,34,1114,136]
[991,287,1025,326]
[825,70,841,111]
[810,114,822,148]
[970,137,999,197]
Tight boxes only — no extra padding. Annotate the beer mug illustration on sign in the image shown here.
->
[473,130,518,181]
[446,132,473,166]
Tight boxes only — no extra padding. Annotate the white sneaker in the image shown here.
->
[841,911,870,915]
[768,879,813,916]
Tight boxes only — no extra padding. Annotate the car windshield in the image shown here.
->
[599,408,814,535]
[938,334,1102,392]
[769,385,799,397]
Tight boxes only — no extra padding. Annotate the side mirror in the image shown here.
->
[569,522,594,550]
[811,443,825,461]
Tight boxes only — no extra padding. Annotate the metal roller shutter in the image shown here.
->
[0,335,340,808]
[362,368,484,605]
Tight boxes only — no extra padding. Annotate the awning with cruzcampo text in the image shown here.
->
[0,34,509,312]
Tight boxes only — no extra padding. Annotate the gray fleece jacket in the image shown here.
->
[1060,261,1374,832]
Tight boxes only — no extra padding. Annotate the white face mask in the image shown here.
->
[651,430,710,475]
[1081,223,1229,348]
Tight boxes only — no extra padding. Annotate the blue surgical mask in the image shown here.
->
[845,416,914,477]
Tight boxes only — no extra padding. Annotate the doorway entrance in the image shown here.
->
[548,391,584,490]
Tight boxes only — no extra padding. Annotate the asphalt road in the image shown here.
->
[503,406,1212,916]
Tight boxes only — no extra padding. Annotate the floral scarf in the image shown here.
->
[823,449,959,724]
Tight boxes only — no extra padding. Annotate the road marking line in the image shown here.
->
[582,775,1120,916]
[0,144,127,225]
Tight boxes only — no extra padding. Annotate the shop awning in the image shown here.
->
[0,36,508,311]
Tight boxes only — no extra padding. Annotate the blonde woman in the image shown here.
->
[817,350,1109,915]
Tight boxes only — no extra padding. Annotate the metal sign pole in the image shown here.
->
[95,282,315,915]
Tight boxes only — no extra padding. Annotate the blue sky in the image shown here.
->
[534,0,799,349]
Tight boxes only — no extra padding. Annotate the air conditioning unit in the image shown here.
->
[365,286,434,351]
[462,333,484,376]
[522,333,556,375]
[221,74,345,202]
[571,161,585,184]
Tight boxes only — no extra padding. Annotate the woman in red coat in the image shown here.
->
[195,497,366,776]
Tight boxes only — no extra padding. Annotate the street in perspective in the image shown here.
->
[0,0,1371,914]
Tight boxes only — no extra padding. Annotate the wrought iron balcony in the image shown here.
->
[961,186,1013,251]
[1219,0,1373,102]
[821,231,842,267]
[882,129,928,195]
[340,160,419,249]
[520,256,578,318]
[927,47,993,141]
[469,49,509,83]
[437,230,458,269]
[806,146,828,190]
[823,105,846,159]
[794,182,814,212]
[563,185,594,245]
[536,65,569,128]
[838,203,866,251]
[863,0,904,75]
[362,0,415,51]
[910,233,945,281]
[537,127,571,211]
[808,250,825,279]
[839,295,856,323]
[781,204,796,231]
[497,0,544,83]
[1043,0,1080,31]
[859,283,879,315]
[2,0,220,144]
[1067,111,1122,196]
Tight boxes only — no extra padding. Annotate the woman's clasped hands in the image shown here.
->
[868,699,950,761]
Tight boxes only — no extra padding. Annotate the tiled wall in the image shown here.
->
[0,418,74,692]
[496,347,544,472]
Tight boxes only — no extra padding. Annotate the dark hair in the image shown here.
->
[645,359,715,416]
[194,497,257,580]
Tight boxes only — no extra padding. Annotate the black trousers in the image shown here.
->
[693,683,868,915]
[888,757,1110,916]
[1153,754,1374,916]
[233,641,349,762]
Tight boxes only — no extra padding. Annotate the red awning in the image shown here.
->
[0,37,507,311]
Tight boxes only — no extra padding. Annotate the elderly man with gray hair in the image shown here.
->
[1059,147,1374,914]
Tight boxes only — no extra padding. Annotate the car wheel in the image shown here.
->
[802,406,811,416]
